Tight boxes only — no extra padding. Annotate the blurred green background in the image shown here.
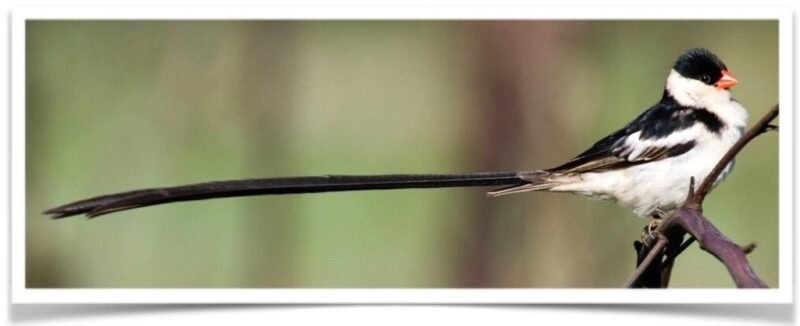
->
[26,20,778,288]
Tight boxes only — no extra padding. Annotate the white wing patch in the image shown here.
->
[621,124,707,161]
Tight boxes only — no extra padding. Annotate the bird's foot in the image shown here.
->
[640,217,663,245]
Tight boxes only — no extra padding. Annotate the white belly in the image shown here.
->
[551,126,742,217]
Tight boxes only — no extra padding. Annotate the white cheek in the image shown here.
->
[665,70,721,107]
[664,69,746,129]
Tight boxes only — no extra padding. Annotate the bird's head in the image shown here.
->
[665,48,738,108]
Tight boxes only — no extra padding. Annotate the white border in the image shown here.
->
[10,6,793,304]
[8,6,793,20]
[777,9,794,302]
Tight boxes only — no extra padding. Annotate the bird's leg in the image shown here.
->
[642,208,668,244]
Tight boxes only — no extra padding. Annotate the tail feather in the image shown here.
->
[45,172,532,219]
[486,171,564,197]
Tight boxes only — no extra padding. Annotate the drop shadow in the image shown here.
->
[10,303,794,323]
[9,304,322,323]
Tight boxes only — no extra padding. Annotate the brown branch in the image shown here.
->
[659,233,685,288]
[623,236,668,288]
[625,105,778,288]
[662,236,696,268]
[672,206,768,288]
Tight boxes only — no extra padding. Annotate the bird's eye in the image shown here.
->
[700,75,711,83]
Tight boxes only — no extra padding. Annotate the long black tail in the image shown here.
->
[44,172,531,219]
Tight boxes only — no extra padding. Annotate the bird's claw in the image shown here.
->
[640,217,664,247]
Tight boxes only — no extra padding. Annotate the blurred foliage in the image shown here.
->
[26,20,778,288]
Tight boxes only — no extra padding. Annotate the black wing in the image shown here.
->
[546,96,719,174]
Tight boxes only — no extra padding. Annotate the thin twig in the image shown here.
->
[623,236,667,288]
[659,233,685,288]
[662,237,696,268]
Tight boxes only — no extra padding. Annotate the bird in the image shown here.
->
[45,48,748,219]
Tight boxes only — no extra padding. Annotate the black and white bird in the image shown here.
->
[45,48,747,219]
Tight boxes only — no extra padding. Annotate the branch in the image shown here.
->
[672,206,768,288]
[625,105,778,288]
[624,235,668,288]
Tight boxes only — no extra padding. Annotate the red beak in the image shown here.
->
[716,70,738,90]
